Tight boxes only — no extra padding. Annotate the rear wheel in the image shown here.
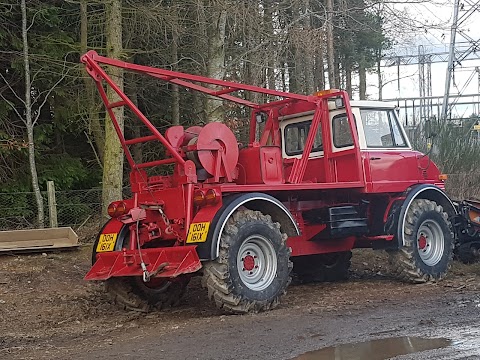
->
[92,227,189,312]
[292,251,352,284]
[202,209,292,314]
[389,199,453,283]
[105,276,189,312]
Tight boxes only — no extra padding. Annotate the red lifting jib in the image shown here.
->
[81,50,315,185]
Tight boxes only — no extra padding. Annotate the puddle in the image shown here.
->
[292,336,452,360]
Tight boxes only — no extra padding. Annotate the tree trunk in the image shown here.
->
[359,55,367,100]
[264,0,276,93]
[377,51,382,100]
[192,0,207,124]
[303,0,314,94]
[81,0,104,164]
[171,6,180,126]
[314,34,325,91]
[346,63,352,98]
[243,5,262,103]
[205,1,227,123]
[102,0,124,219]
[326,0,336,88]
[291,3,304,93]
[21,0,44,228]
[334,53,341,90]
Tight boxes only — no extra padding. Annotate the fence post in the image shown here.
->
[47,181,58,228]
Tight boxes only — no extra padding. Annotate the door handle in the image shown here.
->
[370,157,381,160]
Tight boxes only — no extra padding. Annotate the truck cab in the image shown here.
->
[279,100,442,192]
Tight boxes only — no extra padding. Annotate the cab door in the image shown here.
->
[360,108,419,193]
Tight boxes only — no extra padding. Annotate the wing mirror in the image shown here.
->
[256,112,267,124]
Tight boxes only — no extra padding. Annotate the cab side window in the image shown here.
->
[284,121,322,156]
[332,114,354,148]
[361,109,407,148]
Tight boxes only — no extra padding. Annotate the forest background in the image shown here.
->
[0,0,477,232]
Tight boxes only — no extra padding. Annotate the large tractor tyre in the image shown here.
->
[455,243,480,264]
[105,276,189,312]
[292,251,352,284]
[389,199,454,283]
[202,209,292,314]
[92,230,189,312]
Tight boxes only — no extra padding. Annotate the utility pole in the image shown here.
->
[418,45,433,122]
[477,66,480,115]
[442,0,460,120]
[427,60,432,119]
[419,45,425,122]
[397,57,401,97]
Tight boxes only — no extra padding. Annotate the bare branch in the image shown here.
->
[32,70,68,126]
[0,92,26,125]
[26,8,41,32]
[0,71,26,106]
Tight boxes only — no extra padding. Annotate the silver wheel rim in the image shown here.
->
[417,219,445,266]
[237,235,277,291]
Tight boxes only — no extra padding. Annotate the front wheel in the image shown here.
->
[202,209,292,314]
[389,199,453,283]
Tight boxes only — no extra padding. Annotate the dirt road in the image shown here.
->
[1,246,479,359]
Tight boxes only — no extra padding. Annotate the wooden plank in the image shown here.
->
[0,227,78,252]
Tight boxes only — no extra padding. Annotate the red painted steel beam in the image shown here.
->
[146,72,259,108]
[124,135,159,146]
[94,81,136,168]
[136,158,178,169]
[220,181,364,192]
[82,52,186,169]
[107,100,127,109]
[287,104,323,184]
[82,51,313,107]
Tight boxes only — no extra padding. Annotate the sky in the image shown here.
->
[363,0,480,120]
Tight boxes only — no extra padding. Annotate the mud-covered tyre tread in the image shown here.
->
[105,277,189,312]
[389,199,454,283]
[202,209,292,314]
[137,278,189,310]
[105,278,150,312]
[292,251,352,284]
[455,243,480,264]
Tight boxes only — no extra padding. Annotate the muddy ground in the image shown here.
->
[1,245,479,359]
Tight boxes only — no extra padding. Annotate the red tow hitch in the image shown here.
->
[85,246,201,281]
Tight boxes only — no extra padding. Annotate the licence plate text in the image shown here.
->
[186,222,210,243]
[96,233,118,252]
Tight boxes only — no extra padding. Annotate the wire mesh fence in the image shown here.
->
[1,175,478,237]
[0,188,104,232]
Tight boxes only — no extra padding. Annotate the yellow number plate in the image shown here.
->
[186,222,210,243]
[96,233,118,252]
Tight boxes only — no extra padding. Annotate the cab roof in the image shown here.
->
[349,100,397,109]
